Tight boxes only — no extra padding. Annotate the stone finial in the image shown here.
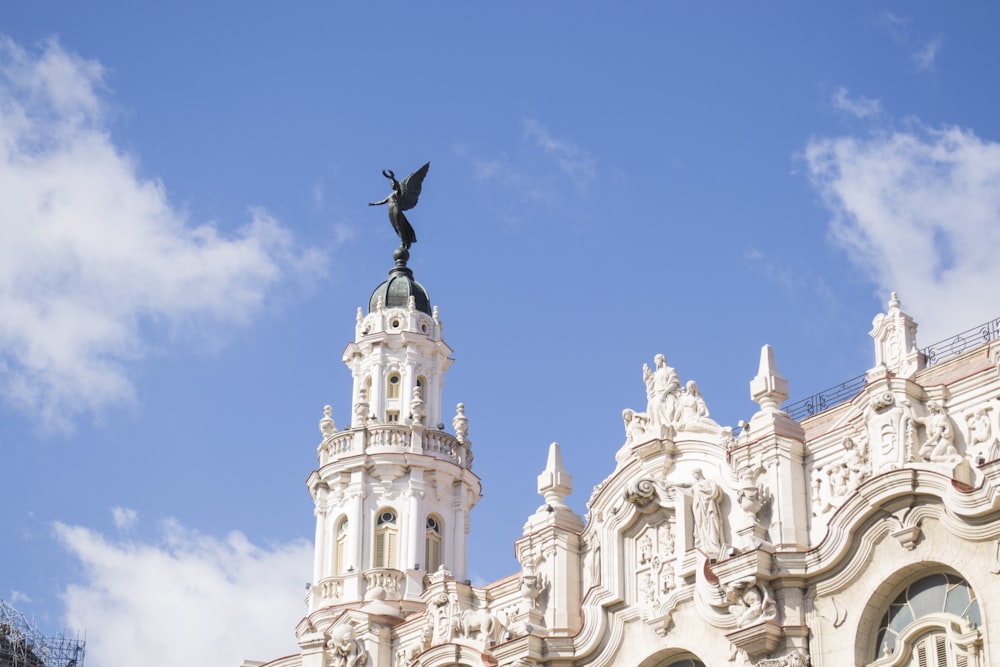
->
[376,295,385,312]
[410,386,426,425]
[750,344,788,412]
[453,403,469,442]
[432,305,440,323]
[356,307,363,325]
[538,442,573,508]
[869,291,923,379]
[319,405,337,437]
[354,388,370,426]
[408,295,416,312]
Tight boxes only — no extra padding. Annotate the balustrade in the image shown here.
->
[320,424,470,468]
[317,576,344,601]
[363,568,404,597]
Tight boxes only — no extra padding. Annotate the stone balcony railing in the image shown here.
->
[316,575,345,602]
[363,567,404,599]
[309,569,406,608]
[319,424,472,469]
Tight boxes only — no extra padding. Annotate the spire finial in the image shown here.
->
[750,344,789,412]
[537,442,573,507]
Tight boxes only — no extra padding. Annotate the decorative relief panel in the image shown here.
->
[632,517,678,609]
[812,436,872,517]
[963,399,1000,464]
[864,392,916,472]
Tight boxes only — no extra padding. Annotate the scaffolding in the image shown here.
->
[0,601,84,667]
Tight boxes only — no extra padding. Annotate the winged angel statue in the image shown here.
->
[369,162,430,250]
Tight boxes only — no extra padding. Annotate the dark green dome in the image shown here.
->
[368,248,432,315]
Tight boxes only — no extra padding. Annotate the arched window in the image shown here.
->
[334,516,349,574]
[386,372,401,399]
[870,573,982,666]
[425,515,443,572]
[374,509,398,569]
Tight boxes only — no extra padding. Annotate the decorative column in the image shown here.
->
[520,442,585,633]
[747,345,808,550]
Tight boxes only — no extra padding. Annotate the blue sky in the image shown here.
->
[2,3,999,665]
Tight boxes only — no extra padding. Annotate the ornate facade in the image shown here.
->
[243,253,1000,667]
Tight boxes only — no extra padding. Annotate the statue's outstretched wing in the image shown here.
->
[397,162,430,211]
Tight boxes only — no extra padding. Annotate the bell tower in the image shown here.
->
[304,246,481,624]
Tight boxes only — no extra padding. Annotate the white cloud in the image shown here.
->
[0,37,321,431]
[54,518,312,667]
[10,590,32,604]
[111,506,138,530]
[522,119,597,184]
[832,87,881,119]
[913,37,943,72]
[880,12,942,73]
[804,123,1000,344]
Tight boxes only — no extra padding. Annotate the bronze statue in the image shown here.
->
[369,162,430,250]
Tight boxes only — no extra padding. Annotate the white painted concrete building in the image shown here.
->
[245,251,1000,667]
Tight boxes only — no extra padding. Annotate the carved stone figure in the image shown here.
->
[722,426,739,451]
[965,404,999,464]
[843,436,871,490]
[755,650,809,667]
[810,475,824,517]
[827,462,850,500]
[640,571,657,605]
[622,408,650,445]
[917,400,960,463]
[967,407,993,448]
[327,625,368,667]
[643,354,681,432]
[454,609,502,645]
[369,163,430,250]
[679,469,727,561]
[658,521,674,557]
[726,579,776,629]
[676,380,718,433]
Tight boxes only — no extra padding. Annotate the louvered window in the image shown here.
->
[425,515,442,572]
[374,510,398,569]
[334,517,348,574]
[386,373,401,399]
[909,632,955,667]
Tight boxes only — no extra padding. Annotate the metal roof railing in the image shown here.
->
[783,315,1000,422]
